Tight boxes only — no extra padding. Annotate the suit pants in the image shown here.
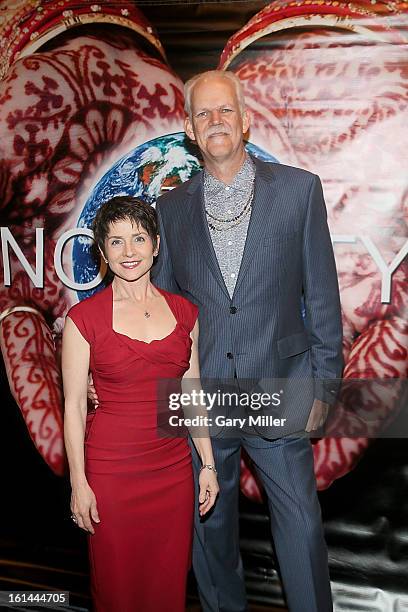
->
[190,435,333,612]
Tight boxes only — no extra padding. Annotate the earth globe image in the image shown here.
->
[72,132,278,300]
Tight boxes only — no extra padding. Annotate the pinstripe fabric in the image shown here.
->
[152,156,342,612]
[189,438,246,612]
[153,156,343,420]
[243,436,332,611]
[189,435,332,612]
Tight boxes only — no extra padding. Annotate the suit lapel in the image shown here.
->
[232,157,277,298]
[185,156,277,300]
[187,173,230,298]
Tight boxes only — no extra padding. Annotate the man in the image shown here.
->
[91,70,343,611]
[154,70,342,612]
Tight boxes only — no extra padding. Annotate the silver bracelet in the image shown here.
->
[200,464,217,474]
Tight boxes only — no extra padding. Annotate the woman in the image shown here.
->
[62,195,218,612]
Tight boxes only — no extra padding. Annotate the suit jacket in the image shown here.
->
[152,156,343,435]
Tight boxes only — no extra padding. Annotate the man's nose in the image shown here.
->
[209,109,222,124]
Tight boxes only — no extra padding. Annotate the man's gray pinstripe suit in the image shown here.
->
[153,156,343,612]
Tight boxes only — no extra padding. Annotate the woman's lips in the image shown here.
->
[120,261,141,269]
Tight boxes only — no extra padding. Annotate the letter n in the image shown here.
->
[1,227,44,287]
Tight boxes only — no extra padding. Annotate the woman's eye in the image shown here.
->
[135,236,145,243]
[111,240,121,246]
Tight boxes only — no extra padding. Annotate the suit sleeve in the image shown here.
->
[151,199,180,293]
[302,175,343,404]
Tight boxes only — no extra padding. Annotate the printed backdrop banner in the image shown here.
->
[0,1,407,498]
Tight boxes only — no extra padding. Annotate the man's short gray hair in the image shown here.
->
[184,70,245,117]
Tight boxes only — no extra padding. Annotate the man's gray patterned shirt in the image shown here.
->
[203,156,256,297]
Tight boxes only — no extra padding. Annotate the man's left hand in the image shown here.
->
[305,399,330,432]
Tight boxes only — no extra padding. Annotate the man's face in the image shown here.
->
[185,75,250,165]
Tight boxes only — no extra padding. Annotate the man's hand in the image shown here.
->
[87,373,99,407]
[305,399,330,432]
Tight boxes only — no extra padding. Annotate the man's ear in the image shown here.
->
[184,115,196,141]
[242,108,250,135]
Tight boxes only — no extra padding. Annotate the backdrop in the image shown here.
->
[0,0,407,609]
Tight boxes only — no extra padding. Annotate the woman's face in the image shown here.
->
[102,218,159,283]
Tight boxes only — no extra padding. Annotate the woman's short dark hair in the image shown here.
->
[93,196,158,256]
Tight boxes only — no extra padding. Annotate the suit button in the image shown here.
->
[226,352,234,359]
[230,306,237,314]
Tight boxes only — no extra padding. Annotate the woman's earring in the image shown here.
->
[99,248,108,264]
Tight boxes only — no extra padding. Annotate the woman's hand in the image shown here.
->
[70,481,100,534]
[198,467,219,516]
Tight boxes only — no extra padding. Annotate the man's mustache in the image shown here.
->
[206,126,232,137]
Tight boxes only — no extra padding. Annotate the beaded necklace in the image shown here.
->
[205,182,254,232]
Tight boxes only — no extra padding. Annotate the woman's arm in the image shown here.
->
[182,320,219,516]
[62,317,99,533]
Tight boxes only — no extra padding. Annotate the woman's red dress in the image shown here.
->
[67,284,198,612]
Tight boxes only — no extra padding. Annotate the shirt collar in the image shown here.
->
[203,154,255,195]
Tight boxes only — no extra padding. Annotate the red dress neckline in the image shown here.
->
[109,283,180,345]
